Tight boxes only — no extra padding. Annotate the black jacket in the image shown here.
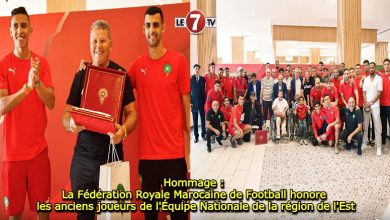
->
[243,100,262,124]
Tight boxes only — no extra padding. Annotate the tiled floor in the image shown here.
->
[190,129,390,220]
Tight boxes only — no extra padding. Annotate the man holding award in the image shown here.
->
[128,6,190,220]
[62,20,137,220]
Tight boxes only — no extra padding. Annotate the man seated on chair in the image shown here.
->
[340,96,363,155]
[206,100,226,153]
[228,95,252,148]
[272,90,289,140]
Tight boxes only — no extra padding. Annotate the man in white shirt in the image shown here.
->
[294,68,302,98]
[363,62,383,156]
[272,90,289,139]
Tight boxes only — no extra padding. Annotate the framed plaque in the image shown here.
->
[70,65,126,134]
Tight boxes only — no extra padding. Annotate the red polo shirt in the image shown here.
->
[331,76,343,106]
[0,52,53,161]
[311,109,326,138]
[339,79,357,106]
[354,77,364,107]
[220,105,233,122]
[310,87,322,103]
[380,72,390,106]
[234,77,248,90]
[321,86,338,102]
[205,73,216,93]
[223,77,234,99]
[323,105,339,124]
[229,104,243,125]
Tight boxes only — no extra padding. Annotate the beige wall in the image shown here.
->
[231,36,244,63]
[272,25,376,43]
[47,0,86,12]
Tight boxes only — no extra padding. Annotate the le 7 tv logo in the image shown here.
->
[175,10,216,34]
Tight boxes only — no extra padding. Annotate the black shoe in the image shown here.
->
[207,146,211,153]
[230,138,237,148]
[194,138,198,143]
[369,140,375,146]
[201,135,206,141]
[343,143,351,150]
[217,139,223,146]
[236,138,243,145]
[357,146,362,155]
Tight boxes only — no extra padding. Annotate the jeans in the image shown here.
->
[298,119,307,139]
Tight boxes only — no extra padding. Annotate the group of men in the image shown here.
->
[191,63,264,152]
[0,6,189,220]
[191,59,390,157]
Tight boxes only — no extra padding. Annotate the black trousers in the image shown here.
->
[312,122,328,146]
[340,130,363,150]
[138,158,188,220]
[192,108,206,139]
[381,105,390,144]
[206,128,223,147]
[70,147,124,220]
[263,100,273,121]
[367,112,375,141]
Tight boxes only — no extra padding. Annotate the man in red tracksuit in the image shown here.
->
[205,62,216,94]
[312,103,330,146]
[323,94,341,153]
[205,80,224,112]
[223,67,234,104]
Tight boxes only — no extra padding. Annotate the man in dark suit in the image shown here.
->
[191,64,206,143]
[272,75,288,101]
[247,73,261,101]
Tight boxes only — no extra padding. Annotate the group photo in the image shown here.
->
[190,0,390,219]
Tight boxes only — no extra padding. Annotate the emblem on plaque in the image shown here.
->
[98,88,108,105]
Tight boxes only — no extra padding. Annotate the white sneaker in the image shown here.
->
[377,147,382,156]
[303,140,308,145]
